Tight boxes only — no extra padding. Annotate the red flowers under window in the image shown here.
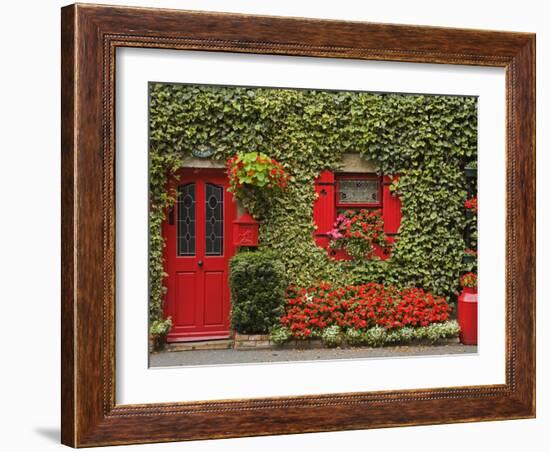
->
[326,209,389,260]
[281,282,451,338]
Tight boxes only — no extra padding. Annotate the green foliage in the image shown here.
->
[149,317,172,337]
[344,328,364,346]
[398,326,416,343]
[229,250,287,334]
[344,321,459,347]
[148,83,477,323]
[413,320,461,343]
[321,325,344,347]
[269,326,293,345]
[361,326,388,347]
[269,321,459,348]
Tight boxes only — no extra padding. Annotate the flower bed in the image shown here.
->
[270,282,457,347]
[270,321,460,348]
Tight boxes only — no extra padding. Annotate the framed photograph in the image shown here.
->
[61,3,535,447]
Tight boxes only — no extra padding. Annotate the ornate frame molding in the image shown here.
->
[61,4,535,447]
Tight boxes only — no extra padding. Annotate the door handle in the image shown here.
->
[197,260,203,267]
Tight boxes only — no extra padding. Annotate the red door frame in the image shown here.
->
[162,168,236,342]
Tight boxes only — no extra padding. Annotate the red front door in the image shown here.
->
[163,168,236,342]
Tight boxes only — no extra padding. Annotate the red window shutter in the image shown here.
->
[382,175,402,235]
[313,170,335,248]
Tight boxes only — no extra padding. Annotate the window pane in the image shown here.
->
[205,183,224,256]
[177,184,196,256]
[338,178,379,204]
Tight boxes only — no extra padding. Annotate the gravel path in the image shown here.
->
[150,344,477,367]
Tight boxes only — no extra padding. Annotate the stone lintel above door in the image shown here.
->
[182,157,226,169]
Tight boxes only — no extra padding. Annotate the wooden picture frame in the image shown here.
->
[61,3,535,447]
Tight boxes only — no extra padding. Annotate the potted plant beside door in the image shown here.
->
[149,317,172,352]
[458,272,478,345]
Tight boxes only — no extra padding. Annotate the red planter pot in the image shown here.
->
[458,287,478,345]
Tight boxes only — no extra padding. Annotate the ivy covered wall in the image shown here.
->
[149,83,477,322]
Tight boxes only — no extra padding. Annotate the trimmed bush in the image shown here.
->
[229,250,286,334]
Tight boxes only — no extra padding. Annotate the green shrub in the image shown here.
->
[345,328,364,346]
[413,321,461,343]
[399,326,415,343]
[269,327,292,345]
[385,330,403,344]
[229,250,286,334]
[149,317,172,337]
[322,325,343,347]
[149,317,172,352]
[362,326,387,347]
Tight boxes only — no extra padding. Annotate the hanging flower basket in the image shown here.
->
[227,152,290,194]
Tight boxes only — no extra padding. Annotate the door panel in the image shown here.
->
[204,271,224,326]
[175,272,197,327]
[162,169,236,342]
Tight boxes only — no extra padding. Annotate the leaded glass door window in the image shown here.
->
[177,183,196,256]
[205,183,224,256]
